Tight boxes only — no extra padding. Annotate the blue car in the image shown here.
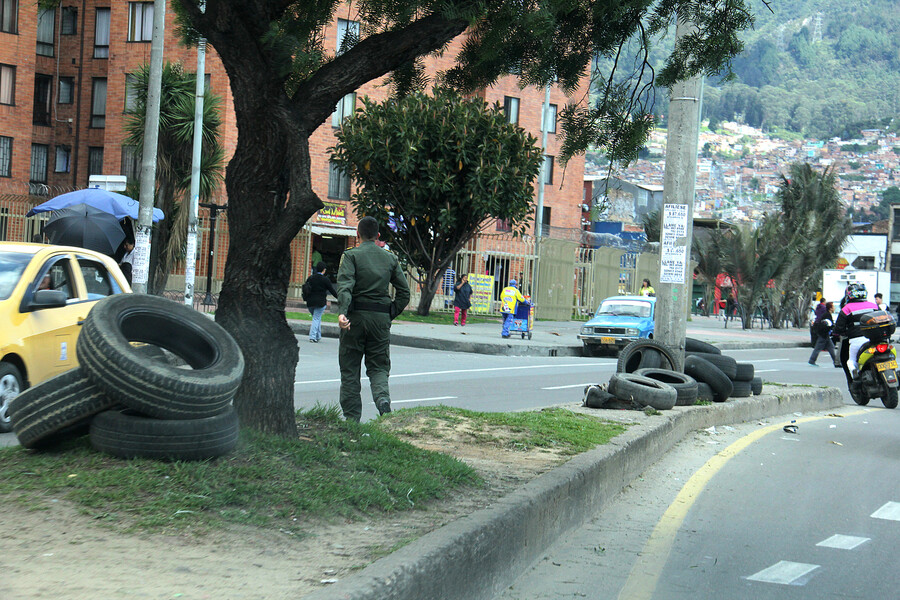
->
[577,295,655,356]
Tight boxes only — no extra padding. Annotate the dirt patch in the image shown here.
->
[0,404,638,600]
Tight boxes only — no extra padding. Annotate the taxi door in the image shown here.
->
[22,255,89,384]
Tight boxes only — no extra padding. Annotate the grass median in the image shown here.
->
[0,405,625,535]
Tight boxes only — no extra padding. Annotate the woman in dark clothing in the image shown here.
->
[305,261,338,342]
[453,273,473,326]
[808,301,837,366]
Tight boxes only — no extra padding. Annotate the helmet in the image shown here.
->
[846,282,867,302]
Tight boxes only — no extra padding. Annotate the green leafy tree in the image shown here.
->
[332,88,542,315]
[641,209,660,244]
[124,62,225,294]
[882,186,900,205]
[168,0,757,436]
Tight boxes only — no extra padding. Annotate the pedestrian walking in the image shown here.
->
[499,279,525,338]
[639,278,655,297]
[811,297,827,344]
[453,273,473,326]
[304,261,337,343]
[808,301,838,366]
[336,216,411,422]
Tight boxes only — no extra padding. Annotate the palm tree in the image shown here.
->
[124,62,225,294]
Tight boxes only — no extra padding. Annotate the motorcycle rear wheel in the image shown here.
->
[881,386,898,409]
[850,381,870,406]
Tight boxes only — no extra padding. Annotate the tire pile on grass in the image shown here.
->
[9,294,245,461]
[583,338,762,411]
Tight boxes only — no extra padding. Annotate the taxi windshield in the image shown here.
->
[0,251,32,300]
[597,300,651,318]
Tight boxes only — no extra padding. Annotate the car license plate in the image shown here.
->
[601,336,616,345]
[876,360,898,372]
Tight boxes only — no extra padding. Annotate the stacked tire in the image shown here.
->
[684,338,763,402]
[584,338,763,411]
[9,295,244,461]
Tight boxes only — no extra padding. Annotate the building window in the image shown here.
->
[36,8,55,56]
[892,255,900,283]
[90,78,107,128]
[503,96,519,125]
[543,155,554,185]
[87,147,104,179]
[336,18,359,54]
[128,2,154,42]
[30,144,49,194]
[0,64,14,105]
[124,73,139,112]
[0,0,17,34]
[327,161,350,200]
[496,218,512,233]
[543,103,557,134]
[0,136,11,177]
[61,6,77,34]
[121,145,141,182]
[541,207,551,237]
[58,76,74,104]
[331,92,356,127]
[55,146,71,173]
[94,8,110,58]
[33,74,52,126]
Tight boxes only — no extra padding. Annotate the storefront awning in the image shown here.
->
[305,223,358,237]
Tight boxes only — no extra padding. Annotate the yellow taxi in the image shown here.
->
[0,242,131,433]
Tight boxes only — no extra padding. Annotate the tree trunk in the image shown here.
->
[416,270,444,315]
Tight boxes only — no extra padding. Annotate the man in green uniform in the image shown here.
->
[336,216,410,421]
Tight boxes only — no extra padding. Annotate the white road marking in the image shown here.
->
[295,363,611,385]
[756,369,779,373]
[871,501,900,521]
[746,561,819,585]
[779,436,800,442]
[816,534,870,550]
[750,358,784,363]
[542,383,595,390]
[392,396,457,404]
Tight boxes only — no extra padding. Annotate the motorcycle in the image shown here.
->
[848,311,899,409]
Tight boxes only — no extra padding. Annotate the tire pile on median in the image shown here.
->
[9,294,245,461]
[583,338,762,410]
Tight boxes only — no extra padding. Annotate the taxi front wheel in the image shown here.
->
[0,362,24,433]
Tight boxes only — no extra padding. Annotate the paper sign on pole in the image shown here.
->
[659,203,688,284]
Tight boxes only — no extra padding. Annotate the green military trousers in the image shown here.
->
[338,310,392,422]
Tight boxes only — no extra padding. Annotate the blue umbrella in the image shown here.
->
[26,188,165,222]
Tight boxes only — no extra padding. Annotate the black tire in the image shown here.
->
[696,382,714,403]
[9,368,118,449]
[883,387,898,409]
[634,368,698,406]
[77,294,244,419]
[685,337,721,355]
[90,406,240,460]
[734,362,755,381]
[610,373,677,410]
[686,351,738,380]
[750,377,763,395]
[731,379,752,398]
[583,385,615,409]
[0,362,25,434]
[684,356,733,403]
[617,339,676,373]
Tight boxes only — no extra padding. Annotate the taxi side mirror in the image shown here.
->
[27,289,68,311]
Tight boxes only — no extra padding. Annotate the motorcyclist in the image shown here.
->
[832,282,879,391]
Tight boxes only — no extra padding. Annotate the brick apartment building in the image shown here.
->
[0,0,588,293]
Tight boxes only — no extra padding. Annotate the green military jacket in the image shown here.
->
[337,240,410,318]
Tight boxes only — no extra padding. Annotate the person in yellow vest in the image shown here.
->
[639,278,656,297]
[500,279,526,338]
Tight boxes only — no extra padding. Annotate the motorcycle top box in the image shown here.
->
[857,310,896,340]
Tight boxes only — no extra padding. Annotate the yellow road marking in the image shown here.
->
[617,409,867,600]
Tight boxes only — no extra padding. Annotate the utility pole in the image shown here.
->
[655,18,703,369]
[530,83,551,301]
[131,0,166,294]
[184,2,207,307]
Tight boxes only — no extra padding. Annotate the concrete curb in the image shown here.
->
[287,321,807,355]
[304,386,843,600]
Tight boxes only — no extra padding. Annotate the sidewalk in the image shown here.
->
[289,313,811,355]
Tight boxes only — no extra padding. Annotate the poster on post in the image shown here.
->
[659,203,689,284]
[468,273,494,313]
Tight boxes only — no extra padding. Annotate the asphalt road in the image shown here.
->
[495,349,900,600]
